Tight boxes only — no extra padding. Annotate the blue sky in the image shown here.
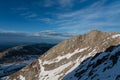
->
[0,0,120,43]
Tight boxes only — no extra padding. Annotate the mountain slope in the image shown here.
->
[3,30,120,80]
[0,43,55,78]
[63,44,120,80]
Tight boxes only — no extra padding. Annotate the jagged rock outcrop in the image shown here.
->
[2,30,120,80]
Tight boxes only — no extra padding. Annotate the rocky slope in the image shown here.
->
[63,44,120,80]
[0,43,54,78]
[2,30,120,80]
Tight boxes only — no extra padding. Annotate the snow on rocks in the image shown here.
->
[38,59,72,80]
[43,47,89,65]
[112,34,120,38]
[19,75,25,80]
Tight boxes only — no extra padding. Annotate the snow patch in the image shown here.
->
[38,59,72,80]
[88,49,97,57]
[62,48,98,79]
[63,45,120,80]
[0,76,9,80]
[19,75,25,80]
[43,47,89,65]
[112,34,120,38]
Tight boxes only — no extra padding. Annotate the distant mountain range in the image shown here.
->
[0,42,54,51]
[1,30,120,80]
[0,43,55,78]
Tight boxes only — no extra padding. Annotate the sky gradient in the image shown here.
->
[0,0,120,43]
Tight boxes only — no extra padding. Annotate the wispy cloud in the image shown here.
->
[36,18,53,24]
[19,11,32,16]
[0,30,29,37]
[34,30,75,38]
[11,6,38,19]
[79,0,88,3]
[9,0,120,34]
[43,0,55,7]
[0,30,75,43]
[57,0,74,8]
[9,0,76,23]
[41,0,74,8]
[11,7,29,11]
[25,13,38,18]
[52,0,120,33]
[21,12,38,19]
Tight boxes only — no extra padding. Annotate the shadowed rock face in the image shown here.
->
[3,30,120,80]
[62,44,120,80]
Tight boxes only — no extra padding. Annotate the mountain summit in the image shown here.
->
[2,30,120,80]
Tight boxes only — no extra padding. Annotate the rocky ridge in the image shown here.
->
[2,30,120,80]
